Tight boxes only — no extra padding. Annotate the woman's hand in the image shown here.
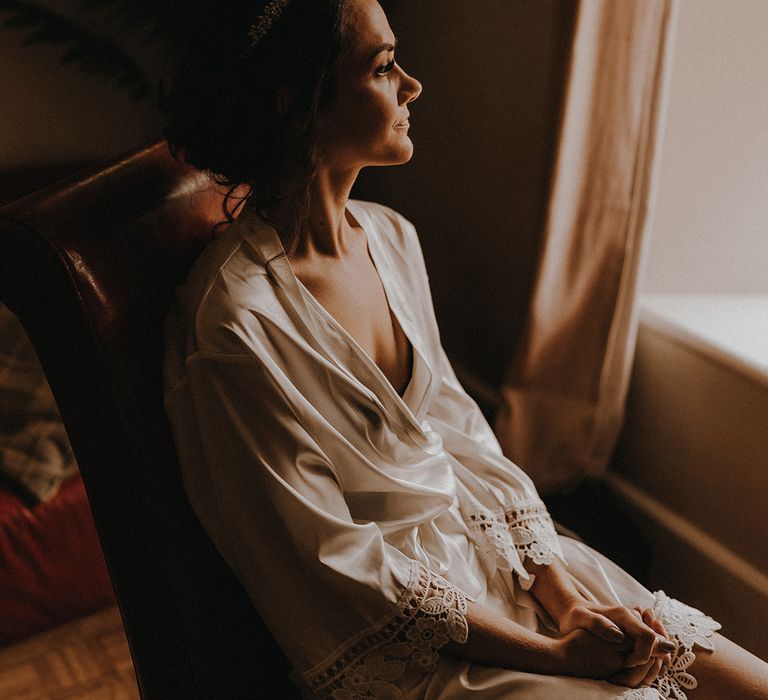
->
[523,559,672,685]
[558,603,673,685]
[607,612,673,688]
[554,628,628,679]
[557,616,671,688]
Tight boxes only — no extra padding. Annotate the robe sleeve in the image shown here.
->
[391,209,565,581]
[428,345,565,584]
[164,347,469,699]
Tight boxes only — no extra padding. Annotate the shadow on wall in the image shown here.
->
[0,18,165,171]
[355,0,576,388]
[0,1,166,204]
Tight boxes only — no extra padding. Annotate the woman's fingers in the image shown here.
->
[640,656,664,686]
[560,629,630,680]
[649,617,674,671]
[565,604,677,670]
[616,609,657,666]
[610,653,666,688]
[610,659,655,688]
[644,609,676,657]
[582,610,626,644]
[648,614,671,645]
[616,610,673,670]
[642,607,666,636]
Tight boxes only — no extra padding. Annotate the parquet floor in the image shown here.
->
[0,606,139,699]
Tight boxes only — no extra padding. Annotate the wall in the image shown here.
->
[643,0,768,294]
[611,310,768,658]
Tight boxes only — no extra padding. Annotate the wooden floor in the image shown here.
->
[0,606,139,699]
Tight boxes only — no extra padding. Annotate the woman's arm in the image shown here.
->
[444,599,619,676]
[527,557,609,632]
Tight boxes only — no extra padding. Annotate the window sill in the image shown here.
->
[640,293,768,389]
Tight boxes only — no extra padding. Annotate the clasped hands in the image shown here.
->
[557,602,675,688]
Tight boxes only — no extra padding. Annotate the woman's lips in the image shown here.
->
[394,119,410,129]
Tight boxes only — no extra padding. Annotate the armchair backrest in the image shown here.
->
[0,142,298,699]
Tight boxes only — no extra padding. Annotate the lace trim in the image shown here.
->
[302,563,468,700]
[619,591,721,700]
[467,497,563,570]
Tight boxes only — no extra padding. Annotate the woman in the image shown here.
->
[162,1,768,698]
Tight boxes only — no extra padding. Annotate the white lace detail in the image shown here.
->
[619,591,721,700]
[652,591,719,653]
[467,497,563,570]
[302,563,468,700]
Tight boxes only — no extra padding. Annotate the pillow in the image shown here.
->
[0,303,78,502]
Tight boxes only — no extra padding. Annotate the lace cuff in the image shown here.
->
[302,562,468,700]
[620,591,721,700]
[467,497,564,577]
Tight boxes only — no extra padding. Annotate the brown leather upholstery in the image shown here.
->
[0,142,299,699]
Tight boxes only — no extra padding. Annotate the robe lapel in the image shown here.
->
[347,201,438,423]
[237,203,435,448]
[233,205,333,361]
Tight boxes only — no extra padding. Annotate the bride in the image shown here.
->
[162,1,768,697]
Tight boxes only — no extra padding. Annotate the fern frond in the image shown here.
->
[74,0,215,53]
[0,0,152,99]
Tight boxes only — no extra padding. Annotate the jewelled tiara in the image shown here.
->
[247,0,290,46]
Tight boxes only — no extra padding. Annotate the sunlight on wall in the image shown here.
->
[644,0,768,294]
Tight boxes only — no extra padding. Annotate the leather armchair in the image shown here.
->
[0,142,299,699]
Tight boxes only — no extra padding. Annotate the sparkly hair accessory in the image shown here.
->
[247,0,290,45]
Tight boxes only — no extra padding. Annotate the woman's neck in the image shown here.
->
[266,165,362,260]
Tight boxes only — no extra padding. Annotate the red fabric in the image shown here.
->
[0,473,115,646]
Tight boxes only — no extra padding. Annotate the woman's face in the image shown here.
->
[315,0,422,171]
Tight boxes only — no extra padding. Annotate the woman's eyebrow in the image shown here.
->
[369,40,397,62]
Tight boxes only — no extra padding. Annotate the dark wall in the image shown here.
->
[353,0,576,388]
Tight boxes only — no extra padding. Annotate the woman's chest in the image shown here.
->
[292,253,413,396]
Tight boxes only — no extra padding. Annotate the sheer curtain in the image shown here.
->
[494,0,678,494]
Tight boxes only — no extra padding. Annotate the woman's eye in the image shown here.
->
[375,59,395,77]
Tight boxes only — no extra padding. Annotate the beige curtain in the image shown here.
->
[494,0,678,494]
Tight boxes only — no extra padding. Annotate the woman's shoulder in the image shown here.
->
[167,222,279,359]
[348,199,419,247]
[348,199,430,283]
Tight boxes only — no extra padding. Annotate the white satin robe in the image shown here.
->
[163,199,719,700]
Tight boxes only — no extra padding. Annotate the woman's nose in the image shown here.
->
[400,69,422,104]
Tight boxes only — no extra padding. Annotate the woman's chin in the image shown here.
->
[384,140,415,165]
[357,139,414,168]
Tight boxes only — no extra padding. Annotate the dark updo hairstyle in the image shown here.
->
[163,0,353,251]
